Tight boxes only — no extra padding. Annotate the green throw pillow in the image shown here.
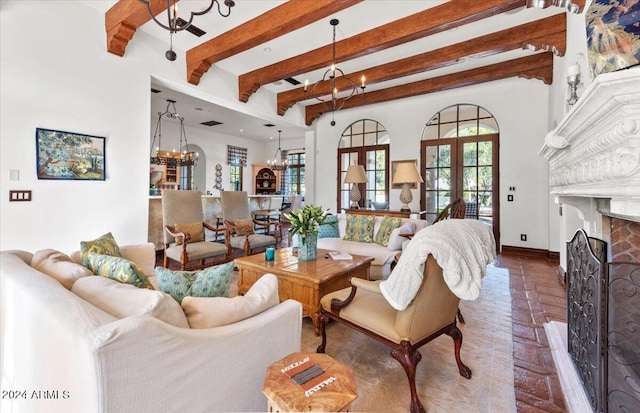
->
[374,216,403,247]
[85,253,153,290]
[342,214,375,243]
[155,261,234,303]
[318,215,339,238]
[80,232,121,266]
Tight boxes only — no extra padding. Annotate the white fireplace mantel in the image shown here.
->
[539,67,640,221]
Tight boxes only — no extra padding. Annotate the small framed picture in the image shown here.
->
[36,128,105,181]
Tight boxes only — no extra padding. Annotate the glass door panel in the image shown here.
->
[423,141,454,223]
[422,135,497,230]
[365,149,387,205]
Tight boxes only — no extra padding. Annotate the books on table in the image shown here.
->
[328,251,352,260]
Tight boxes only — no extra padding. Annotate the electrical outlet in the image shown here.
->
[507,195,514,202]
[520,234,527,242]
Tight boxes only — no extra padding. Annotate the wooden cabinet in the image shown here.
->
[255,167,277,195]
[164,165,178,183]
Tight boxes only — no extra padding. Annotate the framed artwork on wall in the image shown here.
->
[391,159,418,189]
[586,0,640,77]
[36,128,106,181]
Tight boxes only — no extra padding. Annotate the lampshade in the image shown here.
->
[392,162,423,184]
[344,165,367,183]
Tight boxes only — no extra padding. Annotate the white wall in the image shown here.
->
[311,76,551,250]
[545,5,592,254]
[0,1,301,253]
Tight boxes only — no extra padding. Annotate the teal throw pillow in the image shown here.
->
[155,261,234,303]
[85,253,153,290]
[342,214,375,243]
[80,232,121,266]
[374,216,403,247]
[318,215,339,238]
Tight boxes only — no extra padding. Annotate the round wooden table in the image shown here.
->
[263,352,357,412]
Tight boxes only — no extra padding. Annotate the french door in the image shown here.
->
[337,145,389,211]
[420,134,499,248]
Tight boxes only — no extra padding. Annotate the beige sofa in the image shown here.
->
[317,213,428,280]
[0,245,302,413]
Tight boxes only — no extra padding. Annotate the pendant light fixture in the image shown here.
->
[267,130,287,171]
[150,99,197,167]
[139,0,235,61]
[304,19,365,126]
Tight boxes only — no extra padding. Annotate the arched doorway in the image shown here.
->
[420,104,500,248]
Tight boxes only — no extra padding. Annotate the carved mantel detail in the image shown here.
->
[539,67,640,220]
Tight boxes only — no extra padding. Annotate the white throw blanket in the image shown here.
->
[379,219,496,311]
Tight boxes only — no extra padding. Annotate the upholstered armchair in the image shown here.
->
[162,190,231,270]
[220,191,279,256]
[317,255,471,413]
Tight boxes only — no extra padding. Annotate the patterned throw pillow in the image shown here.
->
[234,218,255,236]
[318,215,340,238]
[80,232,121,266]
[342,214,375,243]
[85,253,153,289]
[174,221,204,245]
[155,261,234,303]
[374,216,403,247]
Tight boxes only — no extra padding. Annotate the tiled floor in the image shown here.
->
[498,253,568,412]
[159,233,570,412]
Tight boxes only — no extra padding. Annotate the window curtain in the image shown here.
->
[227,145,247,167]
[280,150,288,193]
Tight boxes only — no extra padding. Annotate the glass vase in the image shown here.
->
[297,233,318,261]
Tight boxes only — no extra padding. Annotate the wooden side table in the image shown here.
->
[263,352,357,412]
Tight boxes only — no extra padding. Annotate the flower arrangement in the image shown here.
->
[284,205,329,243]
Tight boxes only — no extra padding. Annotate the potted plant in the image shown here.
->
[284,205,328,261]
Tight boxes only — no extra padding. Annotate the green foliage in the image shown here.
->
[284,205,328,240]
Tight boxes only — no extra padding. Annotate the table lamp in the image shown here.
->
[392,162,423,212]
[343,165,367,209]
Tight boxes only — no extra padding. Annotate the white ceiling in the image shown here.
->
[83,0,564,141]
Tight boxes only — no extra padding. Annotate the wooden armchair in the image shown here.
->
[317,255,471,413]
[433,197,466,223]
[162,190,231,270]
[220,191,280,256]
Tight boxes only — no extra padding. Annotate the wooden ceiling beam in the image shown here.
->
[304,52,554,126]
[278,13,566,115]
[239,0,530,103]
[106,0,171,57]
[186,0,363,85]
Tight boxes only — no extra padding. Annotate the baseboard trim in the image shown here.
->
[501,245,560,264]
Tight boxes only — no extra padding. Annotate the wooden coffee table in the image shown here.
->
[234,247,373,335]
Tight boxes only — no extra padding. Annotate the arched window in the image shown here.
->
[337,119,390,211]
[421,104,500,247]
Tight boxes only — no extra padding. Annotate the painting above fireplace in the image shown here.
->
[585,0,640,77]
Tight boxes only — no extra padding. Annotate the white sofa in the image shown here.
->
[0,246,302,413]
[317,213,428,280]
